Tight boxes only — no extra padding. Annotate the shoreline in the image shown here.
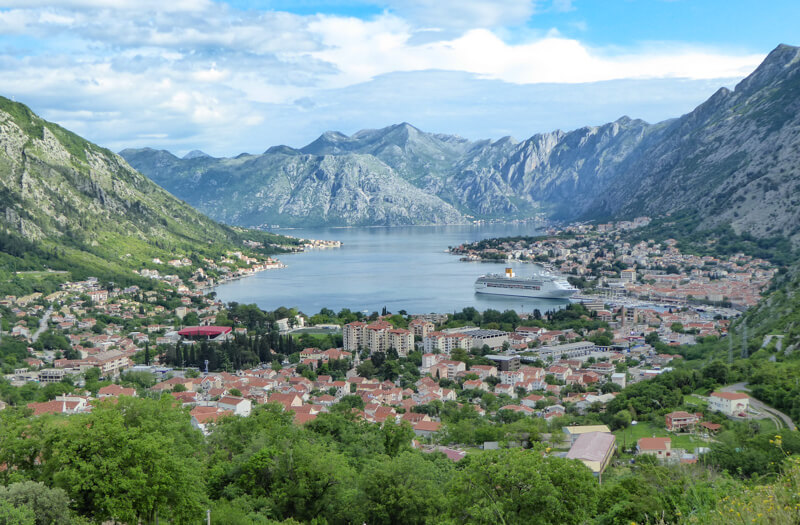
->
[266,219,548,232]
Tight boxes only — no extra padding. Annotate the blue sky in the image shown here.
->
[0,0,795,156]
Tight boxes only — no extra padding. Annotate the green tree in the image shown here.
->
[238,440,360,523]
[334,394,365,412]
[612,409,633,429]
[446,448,598,525]
[40,397,205,524]
[361,452,452,525]
[0,500,34,525]
[357,360,377,378]
[381,419,415,457]
[0,481,73,525]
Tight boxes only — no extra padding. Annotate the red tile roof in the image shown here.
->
[414,420,442,432]
[638,437,671,451]
[711,391,749,400]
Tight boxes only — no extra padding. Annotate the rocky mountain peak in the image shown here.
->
[734,43,800,95]
[183,149,212,160]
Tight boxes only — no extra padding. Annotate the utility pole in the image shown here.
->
[207,509,211,525]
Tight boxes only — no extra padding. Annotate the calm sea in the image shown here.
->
[213,224,571,316]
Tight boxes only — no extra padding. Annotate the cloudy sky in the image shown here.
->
[0,0,797,156]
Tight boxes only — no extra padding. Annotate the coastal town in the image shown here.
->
[450,217,777,310]
[0,247,778,484]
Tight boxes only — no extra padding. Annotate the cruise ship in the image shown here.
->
[474,268,578,299]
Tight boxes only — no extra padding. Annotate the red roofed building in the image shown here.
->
[665,411,700,432]
[402,412,430,424]
[190,406,232,434]
[294,411,318,425]
[637,437,672,459]
[699,421,722,433]
[27,397,89,416]
[98,384,137,398]
[218,396,252,416]
[413,420,442,438]
[267,393,303,411]
[177,326,232,342]
[521,394,545,409]
[170,391,198,404]
[409,319,435,338]
[709,391,750,416]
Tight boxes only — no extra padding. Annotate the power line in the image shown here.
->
[741,321,748,359]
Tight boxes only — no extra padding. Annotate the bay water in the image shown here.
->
[214,224,571,316]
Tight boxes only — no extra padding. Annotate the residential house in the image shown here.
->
[217,396,252,416]
[97,384,137,398]
[665,411,701,432]
[709,391,749,416]
[413,420,442,438]
[637,437,675,462]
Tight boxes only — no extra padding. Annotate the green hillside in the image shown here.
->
[0,96,299,294]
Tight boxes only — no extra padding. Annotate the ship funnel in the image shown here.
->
[505,267,514,278]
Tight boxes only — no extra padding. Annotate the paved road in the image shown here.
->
[31,306,53,342]
[720,382,796,431]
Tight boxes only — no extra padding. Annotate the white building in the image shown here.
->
[387,329,414,356]
[709,391,750,416]
[423,332,472,354]
[343,321,367,351]
[217,396,252,417]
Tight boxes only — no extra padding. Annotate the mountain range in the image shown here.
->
[121,44,800,246]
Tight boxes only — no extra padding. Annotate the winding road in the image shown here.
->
[31,306,53,342]
[720,382,796,431]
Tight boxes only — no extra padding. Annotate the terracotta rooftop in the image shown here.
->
[637,437,671,451]
[711,391,749,400]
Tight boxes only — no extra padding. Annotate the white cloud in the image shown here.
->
[383,0,536,31]
[0,1,767,157]
[551,0,575,13]
[0,0,212,12]
[308,20,762,86]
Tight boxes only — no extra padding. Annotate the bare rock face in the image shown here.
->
[589,44,800,245]
[121,147,465,228]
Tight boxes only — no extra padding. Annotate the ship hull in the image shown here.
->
[474,275,577,299]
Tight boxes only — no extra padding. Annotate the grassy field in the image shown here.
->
[754,417,779,433]
[614,421,709,454]
[683,394,708,409]
[291,328,342,335]
[290,331,343,350]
